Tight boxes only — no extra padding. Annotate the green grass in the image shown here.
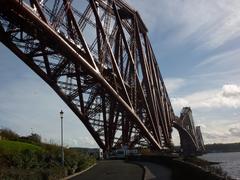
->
[0,140,43,153]
[0,139,96,179]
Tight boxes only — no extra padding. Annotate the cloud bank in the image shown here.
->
[172,84,240,111]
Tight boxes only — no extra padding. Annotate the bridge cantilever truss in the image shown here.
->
[0,0,175,152]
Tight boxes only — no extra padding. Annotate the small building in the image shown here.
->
[109,147,140,159]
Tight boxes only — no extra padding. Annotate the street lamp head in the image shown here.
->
[60,110,64,118]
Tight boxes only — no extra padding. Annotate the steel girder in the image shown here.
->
[0,0,174,151]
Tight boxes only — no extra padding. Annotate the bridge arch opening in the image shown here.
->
[172,128,180,147]
[173,122,199,156]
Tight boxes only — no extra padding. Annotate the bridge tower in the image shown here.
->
[0,0,204,156]
[174,107,205,156]
[0,0,174,154]
[196,126,205,153]
[180,107,198,147]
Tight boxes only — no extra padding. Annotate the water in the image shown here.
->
[200,152,240,180]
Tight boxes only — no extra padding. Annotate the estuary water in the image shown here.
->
[200,152,240,180]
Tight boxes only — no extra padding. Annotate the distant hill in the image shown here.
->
[205,143,240,153]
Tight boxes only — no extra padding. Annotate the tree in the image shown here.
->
[26,133,41,144]
[0,128,19,140]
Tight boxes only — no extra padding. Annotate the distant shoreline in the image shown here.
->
[205,142,240,153]
[206,151,240,153]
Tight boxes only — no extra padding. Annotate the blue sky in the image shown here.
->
[0,0,240,147]
[127,0,240,145]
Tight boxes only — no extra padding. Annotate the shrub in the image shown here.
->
[64,148,96,175]
[0,167,65,180]
[0,129,96,179]
[0,128,19,140]
[18,133,42,145]
[28,133,41,143]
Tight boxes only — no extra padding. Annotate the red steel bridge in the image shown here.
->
[0,0,204,156]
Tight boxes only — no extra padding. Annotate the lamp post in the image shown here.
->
[60,110,64,166]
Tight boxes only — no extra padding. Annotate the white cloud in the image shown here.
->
[171,98,189,111]
[194,122,240,144]
[164,78,185,94]
[128,0,240,50]
[229,127,240,136]
[172,121,240,145]
[222,84,240,98]
[65,137,97,148]
[197,49,240,68]
[171,84,240,111]
[228,122,240,137]
[203,131,229,141]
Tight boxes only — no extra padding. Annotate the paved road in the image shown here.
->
[138,161,172,180]
[70,160,143,180]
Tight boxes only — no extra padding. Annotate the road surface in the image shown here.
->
[69,160,143,180]
[138,161,172,180]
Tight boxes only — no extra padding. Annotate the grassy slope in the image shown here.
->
[0,140,43,153]
[0,139,96,179]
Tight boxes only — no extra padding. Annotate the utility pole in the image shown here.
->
[60,110,64,166]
